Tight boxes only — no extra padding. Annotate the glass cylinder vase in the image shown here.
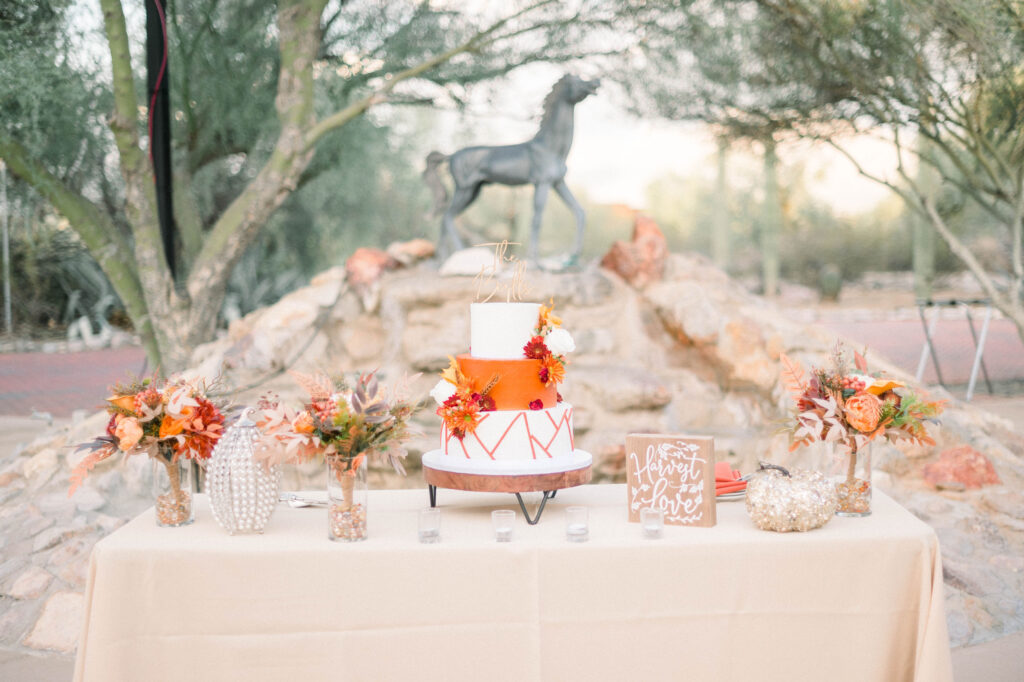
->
[830,443,872,517]
[153,451,194,527]
[326,456,368,542]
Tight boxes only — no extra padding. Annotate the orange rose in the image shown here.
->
[291,411,315,434]
[159,414,186,438]
[845,392,882,433]
[113,415,144,451]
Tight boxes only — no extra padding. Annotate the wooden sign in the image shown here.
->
[626,434,716,527]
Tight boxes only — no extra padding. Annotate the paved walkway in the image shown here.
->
[0,347,147,418]
[823,317,1024,388]
[0,317,1021,418]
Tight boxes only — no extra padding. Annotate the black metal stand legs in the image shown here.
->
[427,486,558,525]
[515,490,557,525]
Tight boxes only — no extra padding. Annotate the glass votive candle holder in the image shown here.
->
[641,508,664,539]
[565,506,589,542]
[492,509,515,542]
[418,508,441,543]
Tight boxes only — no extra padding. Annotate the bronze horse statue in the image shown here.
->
[424,74,600,264]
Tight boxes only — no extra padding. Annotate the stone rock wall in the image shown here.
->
[2,251,1023,658]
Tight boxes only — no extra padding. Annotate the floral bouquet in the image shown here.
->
[780,345,944,514]
[70,376,227,526]
[431,300,574,440]
[256,371,419,541]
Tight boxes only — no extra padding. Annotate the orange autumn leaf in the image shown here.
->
[69,447,116,497]
[106,395,136,412]
[538,299,561,329]
[779,353,807,401]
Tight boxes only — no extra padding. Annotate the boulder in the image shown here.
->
[22,591,83,653]
[923,445,1002,490]
[600,214,667,287]
[345,247,397,288]
[386,238,435,266]
[6,565,53,600]
[439,247,497,277]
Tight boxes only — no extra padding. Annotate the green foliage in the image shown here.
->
[7,211,122,334]
[0,1,113,197]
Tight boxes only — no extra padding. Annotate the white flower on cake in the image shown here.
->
[545,328,575,355]
[429,379,456,406]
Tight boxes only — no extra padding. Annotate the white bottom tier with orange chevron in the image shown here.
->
[442,402,576,461]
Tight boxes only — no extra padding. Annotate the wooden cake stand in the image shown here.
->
[421,449,593,524]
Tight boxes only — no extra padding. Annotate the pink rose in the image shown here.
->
[114,415,144,451]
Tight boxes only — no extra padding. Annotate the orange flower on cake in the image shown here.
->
[539,354,566,387]
[844,392,882,433]
[113,415,144,451]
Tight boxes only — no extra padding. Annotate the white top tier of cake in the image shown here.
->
[469,302,540,359]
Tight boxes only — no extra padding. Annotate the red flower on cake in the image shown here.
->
[529,399,544,410]
[523,335,550,360]
[556,392,563,403]
[475,394,496,411]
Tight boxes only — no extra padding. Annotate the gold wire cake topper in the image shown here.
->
[474,241,531,303]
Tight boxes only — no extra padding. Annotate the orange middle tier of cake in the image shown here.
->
[457,354,557,410]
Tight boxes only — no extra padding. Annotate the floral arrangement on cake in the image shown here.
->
[432,357,499,440]
[781,345,944,452]
[69,375,227,524]
[255,371,417,474]
[431,300,575,440]
[523,300,574,386]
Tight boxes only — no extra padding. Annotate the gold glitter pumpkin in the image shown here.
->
[745,464,838,532]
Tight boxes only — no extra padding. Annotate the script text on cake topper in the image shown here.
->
[474,241,530,303]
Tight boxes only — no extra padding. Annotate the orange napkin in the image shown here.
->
[715,461,747,495]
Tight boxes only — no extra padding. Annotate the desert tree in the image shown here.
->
[618,0,1024,337]
[0,0,617,370]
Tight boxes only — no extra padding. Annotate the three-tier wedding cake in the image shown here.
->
[423,301,591,482]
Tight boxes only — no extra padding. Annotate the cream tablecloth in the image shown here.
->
[74,484,951,682]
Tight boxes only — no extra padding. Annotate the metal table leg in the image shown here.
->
[916,304,945,386]
[966,305,993,401]
[963,304,994,399]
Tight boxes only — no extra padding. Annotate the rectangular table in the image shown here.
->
[74,484,952,682]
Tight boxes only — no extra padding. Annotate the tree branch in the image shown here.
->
[303,0,557,149]
[0,133,160,363]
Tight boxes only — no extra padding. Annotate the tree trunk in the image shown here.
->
[912,135,938,300]
[183,0,326,349]
[761,139,781,297]
[712,137,730,270]
[912,216,935,300]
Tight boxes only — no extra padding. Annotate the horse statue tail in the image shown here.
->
[423,151,450,218]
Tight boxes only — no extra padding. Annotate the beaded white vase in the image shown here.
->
[207,410,281,534]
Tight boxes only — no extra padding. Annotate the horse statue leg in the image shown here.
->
[553,179,585,266]
[528,182,551,265]
[441,186,477,256]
